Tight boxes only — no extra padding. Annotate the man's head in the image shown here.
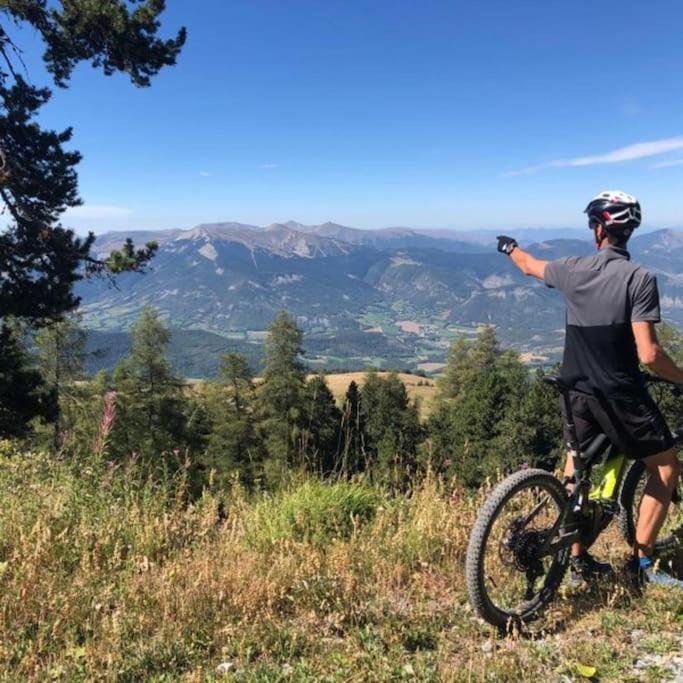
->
[584,190,642,249]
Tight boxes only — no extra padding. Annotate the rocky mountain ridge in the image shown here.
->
[81,224,683,373]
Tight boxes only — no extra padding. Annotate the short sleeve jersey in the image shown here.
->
[544,245,660,399]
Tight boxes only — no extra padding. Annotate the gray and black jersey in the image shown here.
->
[544,245,660,400]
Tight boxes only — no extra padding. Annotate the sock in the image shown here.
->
[639,556,653,570]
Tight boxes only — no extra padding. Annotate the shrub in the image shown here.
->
[245,479,381,549]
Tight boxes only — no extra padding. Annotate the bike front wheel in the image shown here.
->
[466,468,570,629]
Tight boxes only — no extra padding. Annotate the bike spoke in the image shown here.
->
[481,482,565,615]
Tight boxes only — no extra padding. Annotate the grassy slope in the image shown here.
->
[1,450,682,681]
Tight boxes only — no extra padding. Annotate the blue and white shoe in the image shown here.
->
[628,557,683,589]
[643,565,683,589]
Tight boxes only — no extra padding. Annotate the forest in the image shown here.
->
[3,308,579,490]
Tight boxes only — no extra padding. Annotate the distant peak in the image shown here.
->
[282,220,308,230]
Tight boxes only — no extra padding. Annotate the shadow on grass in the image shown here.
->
[487,568,644,640]
[499,547,683,640]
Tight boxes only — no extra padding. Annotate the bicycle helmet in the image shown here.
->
[584,190,642,239]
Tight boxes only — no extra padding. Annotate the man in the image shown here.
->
[497,190,683,587]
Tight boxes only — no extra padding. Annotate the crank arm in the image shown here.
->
[536,503,580,558]
[543,531,581,556]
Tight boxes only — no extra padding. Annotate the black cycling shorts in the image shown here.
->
[561,390,675,460]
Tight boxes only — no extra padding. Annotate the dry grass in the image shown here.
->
[0,448,682,681]
[191,372,438,418]
[320,372,438,417]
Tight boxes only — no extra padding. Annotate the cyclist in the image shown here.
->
[496,190,683,587]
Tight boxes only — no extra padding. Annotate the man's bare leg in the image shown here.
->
[635,449,680,558]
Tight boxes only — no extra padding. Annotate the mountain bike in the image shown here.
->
[465,373,682,629]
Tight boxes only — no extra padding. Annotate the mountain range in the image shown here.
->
[80,222,683,376]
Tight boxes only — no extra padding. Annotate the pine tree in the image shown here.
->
[437,337,469,400]
[302,374,342,474]
[203,353,263,487]
[34,315,87,450]
[0,320,55,438]
[428,326,529,486]
[0,2,186,323]
[257,312,307,480]
[110,308,186,461]
[360,372,422,484]
[339,380,365,475]
[220,353,253,421]
[495,368,563,472]
[0,3,184,444]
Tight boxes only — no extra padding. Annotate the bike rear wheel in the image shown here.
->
[466,468,570,629]
[618,459,683,554]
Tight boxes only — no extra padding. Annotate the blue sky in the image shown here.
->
[11,1,683,233]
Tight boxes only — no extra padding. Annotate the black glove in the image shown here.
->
[496,235,518,255]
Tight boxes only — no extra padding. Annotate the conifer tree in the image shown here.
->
[203,353,263,486]
[647,322,683,428]
[495,368,563,472]
[339,380,365,475]
[437,337,469,400]
[0,1,185,322]
[0,320,55,438]
[34,315,87,449]
[257,311,307,479]
[428,326,530,486]
[360,372,422,484]
[302,374,342,474]
[110,307,186,460]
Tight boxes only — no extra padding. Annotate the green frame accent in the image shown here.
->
[589,452,627,501]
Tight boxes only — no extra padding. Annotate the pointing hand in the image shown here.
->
[496,235,518,255]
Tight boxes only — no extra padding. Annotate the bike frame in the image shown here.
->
[590,452,627,501]
[536,393,629,558]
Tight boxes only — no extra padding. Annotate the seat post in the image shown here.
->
[559,388,591,515]
[561,390,581,459]
[542,374,587,469]
[542,373,591,513]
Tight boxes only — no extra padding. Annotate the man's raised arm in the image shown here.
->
[496,235,548,281]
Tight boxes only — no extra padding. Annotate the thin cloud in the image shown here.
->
[504,135,683,176]
[199,171,211,177]
[652,158,683,169]
[259,163,279,169]
[66,204,133,219]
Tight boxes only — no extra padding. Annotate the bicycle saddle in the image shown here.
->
[542,374,588,393]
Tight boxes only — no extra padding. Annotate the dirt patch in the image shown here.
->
[396,320,421,334]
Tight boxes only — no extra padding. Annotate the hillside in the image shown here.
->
[2,453,682,680]
[79,224,683,375]
[84,329,266,378]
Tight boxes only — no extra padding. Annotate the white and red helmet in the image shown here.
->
[584,190,642,238]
